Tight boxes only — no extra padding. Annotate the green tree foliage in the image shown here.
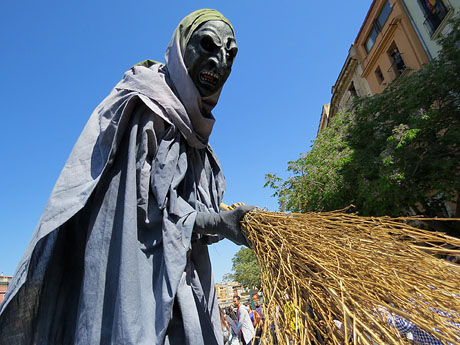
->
[226,247,261,289]
[265,111,354,212]
[266,17,460,235]
[347,18,460,222]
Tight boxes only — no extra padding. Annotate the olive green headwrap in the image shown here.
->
[135,9,233,68]
[176,9,234,55]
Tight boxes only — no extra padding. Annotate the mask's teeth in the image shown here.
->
[200,72,219,85]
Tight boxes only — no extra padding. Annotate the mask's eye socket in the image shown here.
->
[200,36,217,52]
[227,47,238,61]
[226,39,238,62]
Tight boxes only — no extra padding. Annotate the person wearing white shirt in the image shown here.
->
[233,296,255,345]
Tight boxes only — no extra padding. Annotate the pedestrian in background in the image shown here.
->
[233,296,255,345]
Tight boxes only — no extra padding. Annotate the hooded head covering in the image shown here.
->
[165,9,235,142]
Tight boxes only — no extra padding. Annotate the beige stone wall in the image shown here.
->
[317,103,330,132]
[328,46,372,126]
[352,63,372,99]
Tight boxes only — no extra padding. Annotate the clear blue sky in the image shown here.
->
[0,0,372,283]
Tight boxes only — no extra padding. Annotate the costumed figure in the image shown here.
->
[0,9,254,345]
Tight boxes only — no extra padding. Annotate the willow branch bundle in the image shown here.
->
[241,209,460,345]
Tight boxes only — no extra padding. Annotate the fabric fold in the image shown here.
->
[0,8,232,345]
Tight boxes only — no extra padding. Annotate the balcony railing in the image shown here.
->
[423,2,449,36]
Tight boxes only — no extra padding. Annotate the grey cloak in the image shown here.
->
[0,9,234,345]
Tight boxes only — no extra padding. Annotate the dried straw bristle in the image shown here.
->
[241,209,460,345]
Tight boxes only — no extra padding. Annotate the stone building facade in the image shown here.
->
[0,275,12,305]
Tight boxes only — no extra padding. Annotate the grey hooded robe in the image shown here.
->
[0,9,233,345]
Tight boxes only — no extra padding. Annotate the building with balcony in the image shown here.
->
[317,0,459,218]
[319,0,431,133]
[401,0,460,59]
[354,0,430,95]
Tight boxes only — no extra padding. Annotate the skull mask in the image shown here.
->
[183,20,238,97]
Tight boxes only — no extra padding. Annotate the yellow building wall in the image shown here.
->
[355,0,430,94]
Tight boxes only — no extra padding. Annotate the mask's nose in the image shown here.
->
[211,48,229,71]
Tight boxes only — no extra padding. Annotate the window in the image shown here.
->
[418,0,448,35]
[365,0,393,52]
[376,0,392,30]
[375,66,385,84]
[388,44,406,76]
[349,82,358,98]
[366,28,378,52]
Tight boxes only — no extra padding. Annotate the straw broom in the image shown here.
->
[239,209,460,345]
